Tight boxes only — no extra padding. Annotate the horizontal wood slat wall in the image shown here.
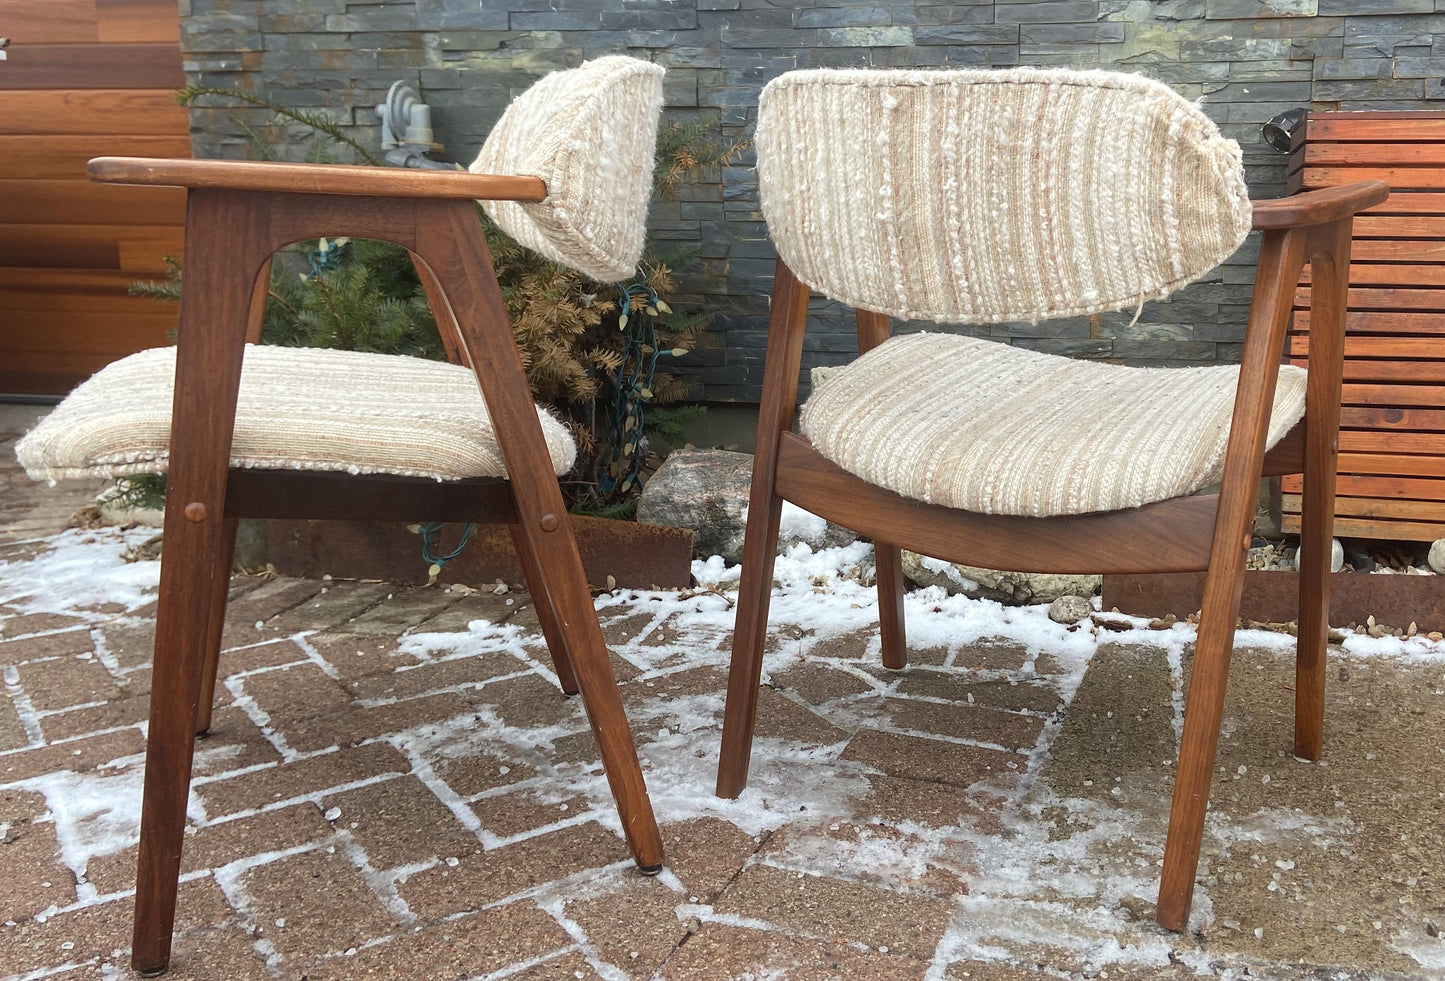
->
[0,0,187,396]
[1285,111,1445,542]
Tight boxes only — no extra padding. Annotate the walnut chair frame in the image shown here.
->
[87,156,665,975]
[715,178,1389,930]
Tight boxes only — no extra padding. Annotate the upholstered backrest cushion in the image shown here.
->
[471,56,665,282]
[756,68,1253,324]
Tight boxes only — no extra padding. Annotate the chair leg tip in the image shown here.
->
[636,862,664,877]
[133,961,169,977]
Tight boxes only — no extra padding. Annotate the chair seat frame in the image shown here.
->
[715,179,1390,931]
[86,157,665,975]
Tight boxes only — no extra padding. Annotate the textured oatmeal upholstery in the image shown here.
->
[800,333,1308,517]
[470,55,665,282]
[756,67,1252,324]
[16,345,577,483]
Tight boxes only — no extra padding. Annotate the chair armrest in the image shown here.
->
[87,156,547,202]
[1251,180,1389,231]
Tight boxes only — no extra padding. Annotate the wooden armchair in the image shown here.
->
[16,56,667,974]
[713,67,1389,930]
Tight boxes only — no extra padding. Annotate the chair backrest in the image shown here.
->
[471,55,664,282]
[756,67,1252,325]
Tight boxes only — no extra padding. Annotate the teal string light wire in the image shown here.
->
[418,521,476,568]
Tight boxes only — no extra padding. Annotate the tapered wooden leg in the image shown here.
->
[716,262,812,799]
[875,542,907,670]
[1156,567,1244,931]
[717,489,785,797]
[133,190,260,975]
[1155,226,1307,932]
[194,517,238,735]
[415,204,662,871]
[1295,223,1350,761]
[509,523,580,695]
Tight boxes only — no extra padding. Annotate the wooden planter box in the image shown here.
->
[255,516,695,590]
[1286,111,1445,543]
[1104,570,1445,633]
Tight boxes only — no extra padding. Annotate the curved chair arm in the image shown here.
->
[87,156,547,202]
[1252,180,1389,231]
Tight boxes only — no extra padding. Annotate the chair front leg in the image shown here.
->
[1295,220,1351,761]
[133,191,266,975]
[717,261,812,797]
[1156,226,1308,932]
[414,201,663,871]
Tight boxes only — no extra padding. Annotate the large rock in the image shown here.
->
[638,449,855,562]
[901,551,1100,605]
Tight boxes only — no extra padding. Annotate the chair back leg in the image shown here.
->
[195,258,271,737]
[874,544,908,670]
[508,523,581,695]
[194,516,240,736]
[1294,220,1351,761]
[852,310,909,670]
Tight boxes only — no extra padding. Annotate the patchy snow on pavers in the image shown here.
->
[0,527,159,619]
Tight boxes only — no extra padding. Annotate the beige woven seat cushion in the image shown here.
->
[471,55,664,282]
[756,67,1252,324]
[799,333,1307,517]
[15,345,577,483]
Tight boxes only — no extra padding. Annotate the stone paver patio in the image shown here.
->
[2,403,1444,981]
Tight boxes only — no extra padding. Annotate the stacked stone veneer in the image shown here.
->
[182,0,1445,402]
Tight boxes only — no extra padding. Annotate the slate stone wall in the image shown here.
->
[180,0,1444,402]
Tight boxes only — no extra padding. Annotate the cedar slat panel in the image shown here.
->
[1305,143,1445,166]
[1296,311,1445,333]
[1341,406,1445,431]
[6,0,99,43]
[1281,514,1445,541]
[0,267,175,293]
[1296,286,1445,310]
[1282,493,1445,521]
[1288,111,1445,540]
[1346,240,1445,262]
[1342,383,1445,408]
[7,315,178,352]
[1288,335,1445,359]
[1363,192,1445,215]
[1337,452,1445,478]
[0,290,175,315]
[0,43,184,90]
[1305,117,1445,142]
[0,0,187,395]
[0,90,189,135]
[0,369,92,397]
[0,135,193,180]
[1289,356,1445,383]
[1339,432,1445,455]
[1302,167,1445,190]
[97,0,182,43]
[1300,265,1445,287]
[1280,473,1445,501]
[1354,216,1445,237]
[0,223,183,252]
[0,181,186,225]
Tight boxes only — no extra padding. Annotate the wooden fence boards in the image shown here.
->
[0,0,188,395]
[1286,111,1445,541]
